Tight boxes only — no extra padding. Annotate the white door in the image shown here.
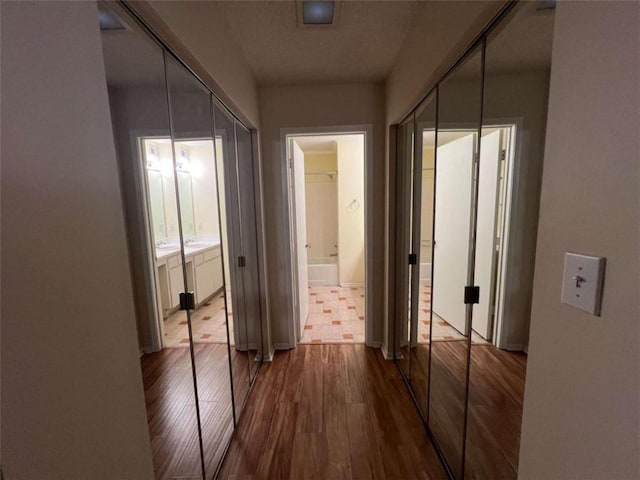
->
[292,140,309,338]
[473,130,502,340]
[432,133,475,334]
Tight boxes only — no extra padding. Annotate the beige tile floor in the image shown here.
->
[299,285,366,344]
[162,283,487,348]
[163,290,233,347]
[416,283,489,345]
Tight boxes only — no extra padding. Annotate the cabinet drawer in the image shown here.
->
[194,253,204,266]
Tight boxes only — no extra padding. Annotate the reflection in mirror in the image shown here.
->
[235,124,262,381]
[409,91,437,418]
[213,100,251,417]
[428,44,483,479]
[396,114,415,380]
[164,53,235,478]
[98,4,204,478]
[465,4,554,478]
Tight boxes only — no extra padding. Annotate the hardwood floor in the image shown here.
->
[427,341,527,479]
[141,343,251,480]
[465,345,526,480]
[218,344,447,480]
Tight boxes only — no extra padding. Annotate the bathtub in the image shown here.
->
[308,256,339,286]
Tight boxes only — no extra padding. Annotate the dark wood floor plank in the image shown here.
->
[141,343,236,480]
[218,345,447,480]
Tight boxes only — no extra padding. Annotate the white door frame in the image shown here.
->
[281,125,373,348]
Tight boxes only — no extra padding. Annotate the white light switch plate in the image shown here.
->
[561,253,606,316]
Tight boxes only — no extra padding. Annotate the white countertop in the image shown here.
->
[155,241,220,261]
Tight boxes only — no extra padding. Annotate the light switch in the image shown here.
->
[561,253,606,316]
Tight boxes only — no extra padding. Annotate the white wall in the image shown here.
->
[519,2,640,478]
[337,135,365,285]
[1,2,154,478]
[259,83,385,348]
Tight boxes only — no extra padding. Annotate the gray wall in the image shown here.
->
[258,83,386,349]
[1,2,154,478]
[519,2,640,478]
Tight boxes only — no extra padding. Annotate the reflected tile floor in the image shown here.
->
[299,285,365,344]
[163,291,234,347]
[416,283,489,345]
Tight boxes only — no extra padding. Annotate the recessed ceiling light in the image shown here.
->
[302,1,335,25]
[98,7,126,31]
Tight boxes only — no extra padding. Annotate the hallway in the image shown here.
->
[218,345,446,479]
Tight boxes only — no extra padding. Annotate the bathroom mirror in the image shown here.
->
[428,43,483,479]
[176,168,196,238]
[146,166,167,241]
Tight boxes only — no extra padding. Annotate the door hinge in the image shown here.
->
[179,291,195,310]
[408,253,417,265]
[500,149,506,160]
[464,286,480,305]
[238,255,246,267]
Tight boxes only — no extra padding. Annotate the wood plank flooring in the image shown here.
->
[218,344,447,480]
[141,343,251,480]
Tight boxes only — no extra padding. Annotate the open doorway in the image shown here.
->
[286,132,366,345]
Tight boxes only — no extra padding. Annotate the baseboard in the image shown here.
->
[504,343,526,352]
[340,282,364,287]
[366,340,382,349]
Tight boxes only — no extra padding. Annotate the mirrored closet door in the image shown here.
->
[99,6,207,477]
[165,53,235,478]
[407,90,438,419]
[396,114,415,379]
[428,43,483,480]
[212,100,252,416]
[98,2,263,479]
[395,2,554,479]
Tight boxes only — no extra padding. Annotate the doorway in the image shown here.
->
[286,131,367,345]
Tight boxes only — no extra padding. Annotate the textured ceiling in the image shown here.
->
[217,0,419,86]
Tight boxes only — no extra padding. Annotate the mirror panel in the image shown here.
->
[98,5,205,478]
[235,123,262,381]
[396,114,415,379]
[465,4,554,478]
[164,53,235,478]
[409,90,437,418]
[213,99,252,416]
[428,44,484,479]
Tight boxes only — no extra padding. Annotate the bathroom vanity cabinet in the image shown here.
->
[156,243,223,316]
